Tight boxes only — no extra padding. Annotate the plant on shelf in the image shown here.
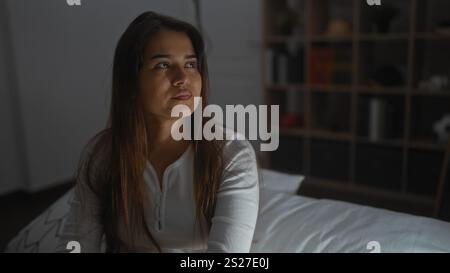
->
[274,6,302,36]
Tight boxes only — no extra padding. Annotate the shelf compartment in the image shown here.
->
[358,40,409,87]
[357,94,405,141]
[410,95,450,144]
[264,0,305,37]
[359,0,411,35]
[358,33,410,41]
[310,139,350,182]
[265,43,306,85]
[355,144,403,191]
[270,135,305,174]
[416,0,450,34]
[309,0,353,37]
[311,91,351,133]
[308,42,353,85]
[413,39,450,90]
[357,86,407,95]
[407,149,444,196]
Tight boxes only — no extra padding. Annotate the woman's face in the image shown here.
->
[138,29,202,121]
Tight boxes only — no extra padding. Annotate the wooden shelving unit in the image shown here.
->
[262,0,450,218]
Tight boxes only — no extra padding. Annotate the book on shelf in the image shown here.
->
[288,46,305,84]
[308,46,352,85]
[266,48,289,85]
[309,47,333,85]
[332,46,352,84]
[265,46,305,85]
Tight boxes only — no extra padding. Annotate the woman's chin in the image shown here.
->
[172,97,197,110]
[166,100,194,118]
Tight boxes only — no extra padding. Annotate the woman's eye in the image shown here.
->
[155,62,169,69]
[185,62,197,69]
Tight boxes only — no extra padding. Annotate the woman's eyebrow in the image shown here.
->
[148,54,197,60]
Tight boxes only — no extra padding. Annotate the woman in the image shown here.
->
[57,11,259,253]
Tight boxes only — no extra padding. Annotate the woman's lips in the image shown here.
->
[172,90,192,100]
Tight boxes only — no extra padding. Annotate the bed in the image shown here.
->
[4,169,450,253]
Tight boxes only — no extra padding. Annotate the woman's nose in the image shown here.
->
[172,67,188,87]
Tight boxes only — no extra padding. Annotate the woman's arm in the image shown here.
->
[205,140,260,253]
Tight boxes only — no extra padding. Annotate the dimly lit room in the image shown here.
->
[1,0,449,254]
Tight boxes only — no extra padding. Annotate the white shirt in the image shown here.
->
[57,139,260,253]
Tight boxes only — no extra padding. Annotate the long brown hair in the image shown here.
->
[77,11,225,252]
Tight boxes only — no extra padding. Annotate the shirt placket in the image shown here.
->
[158,191,163,231]
[156,173,167,232]
[148,165,165,232]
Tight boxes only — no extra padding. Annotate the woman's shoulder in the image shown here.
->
[220,129,257,172]
[223,139,255,159]
[82,129,111,163]
[219,132,259,189]
[77,130,111,188]
[216,124,255,157]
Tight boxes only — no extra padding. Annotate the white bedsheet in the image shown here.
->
[6,188,450,253]
[250,190,450,253]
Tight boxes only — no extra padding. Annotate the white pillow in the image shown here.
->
[5,190,74,253]
[259,169,304,195]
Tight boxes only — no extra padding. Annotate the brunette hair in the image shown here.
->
[77,11,224,252]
